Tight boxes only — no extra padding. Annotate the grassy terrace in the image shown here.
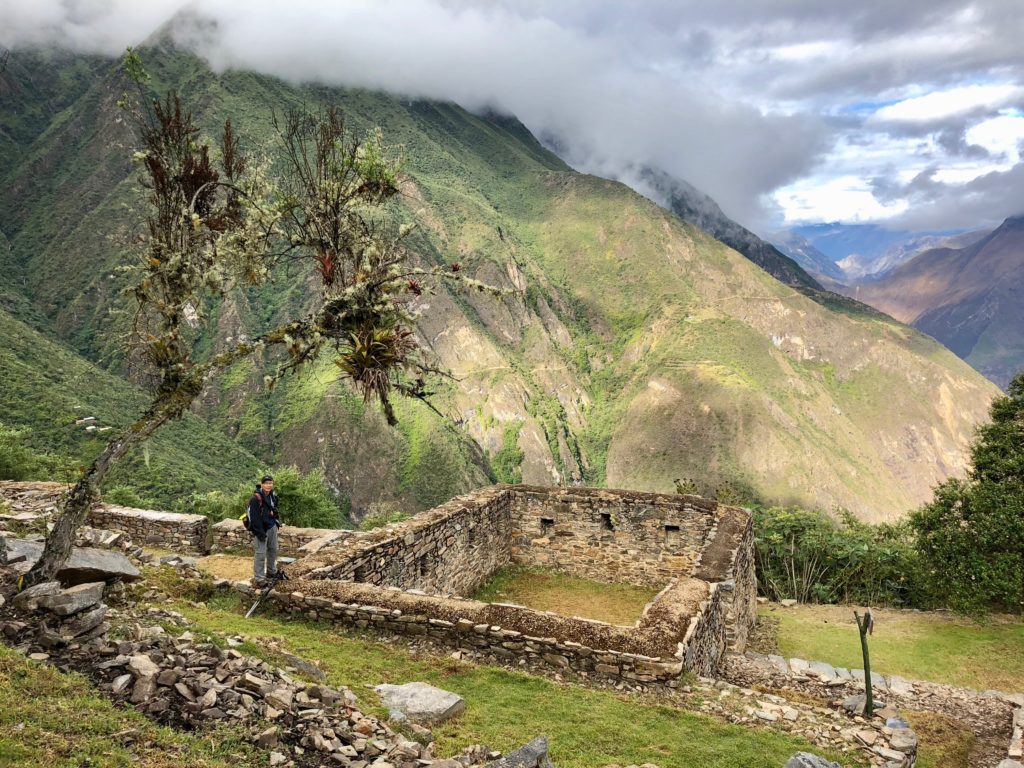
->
[757,603,1024,692]
[471,567,661,626]
[160,592,859,768]
[0,644,258,768]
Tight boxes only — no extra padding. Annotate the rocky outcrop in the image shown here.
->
[2,537,141,585]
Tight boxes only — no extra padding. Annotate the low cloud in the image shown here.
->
[2,1,1024,230]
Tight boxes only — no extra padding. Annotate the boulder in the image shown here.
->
[59,604,108,638]
[374,682,466,724]
[37,582,104,616]
[888,728,918,753]
[484,737,553,768]
[11,581,61,612]
[1,537,140,585]
[783,754,841,768]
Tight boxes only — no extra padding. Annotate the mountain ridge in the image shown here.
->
[850,215,1024,389]
[0,45,1002,521]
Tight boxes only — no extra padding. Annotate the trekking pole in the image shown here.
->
[245,569,288,619]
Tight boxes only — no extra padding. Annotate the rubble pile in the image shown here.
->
[0,576,551,768]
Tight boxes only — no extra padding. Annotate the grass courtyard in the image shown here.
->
[471,566,661,626]
[756,602,1024,692]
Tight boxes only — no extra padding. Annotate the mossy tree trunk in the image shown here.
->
[23,397,179,586]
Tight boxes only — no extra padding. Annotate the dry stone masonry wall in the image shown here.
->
[211,519,360,557]
[509,486,718,587]
[1,481,756,686]
[299,487,515,596]
[88,506,209,554]
[278,484,755,683]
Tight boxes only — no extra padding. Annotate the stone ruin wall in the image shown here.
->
[2,482,753,683]
[240,570,725,685]
[280,484,753,682]
[301,487,514,596]
[210,519,361,558]
[88,506,209,554]
[693,507,757,652]
[508,486,718,587]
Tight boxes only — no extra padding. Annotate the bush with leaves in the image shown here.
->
[191,466,347,529]
[0,422,74,482]
[753,506,927,606]
[358,501,410,531]
[911,373,1024,613]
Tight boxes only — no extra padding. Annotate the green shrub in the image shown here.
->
[190,465,350,529]
[0,422,73,481]
[910,373,1024,613]
[358,501,410,531]
[912,479,1024,613]
[753,506,927,607]
[102,485,156,509]
[492,421,525,484]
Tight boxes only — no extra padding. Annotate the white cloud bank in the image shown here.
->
[2,0,1024,231]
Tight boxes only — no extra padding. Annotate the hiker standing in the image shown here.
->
[249,475,280,584]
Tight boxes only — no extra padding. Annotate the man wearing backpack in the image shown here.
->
[249,475,281,585]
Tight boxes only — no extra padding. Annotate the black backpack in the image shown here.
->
[240,488,262,531]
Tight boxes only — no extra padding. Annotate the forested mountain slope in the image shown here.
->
[0,44,1000,521]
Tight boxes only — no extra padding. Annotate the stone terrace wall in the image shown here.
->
[237,571,727,683]
[211,518,359,557]
[508,486,719,587]
[693,507,757,653]
[88,505,209,554]
[298,488,514,596]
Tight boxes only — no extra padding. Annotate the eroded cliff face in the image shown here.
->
[0,48,999,521]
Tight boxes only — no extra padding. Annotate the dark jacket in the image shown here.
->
[248,488,280,539]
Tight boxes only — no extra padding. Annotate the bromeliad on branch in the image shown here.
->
[22,48,499,587]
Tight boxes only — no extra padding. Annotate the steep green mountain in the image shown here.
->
[0,305,261,505]
[851,216,1024,389]
[637,168,823,291]
[0,45,1002,522]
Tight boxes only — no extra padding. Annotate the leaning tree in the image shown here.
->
[24,51,487,586]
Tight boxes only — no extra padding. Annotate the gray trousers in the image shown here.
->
[253,525,279,580]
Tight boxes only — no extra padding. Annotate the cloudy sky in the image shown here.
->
[3,0,1023,233]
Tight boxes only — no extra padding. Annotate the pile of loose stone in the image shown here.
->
[6,580,112,650]
[725,651,1022,768]
[0,574,553,768]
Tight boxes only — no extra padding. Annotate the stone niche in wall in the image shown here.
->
[274,484,757,684]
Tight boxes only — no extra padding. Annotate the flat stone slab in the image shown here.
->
[484,737,553,768]
[101,505,207,524]
[2,537,141,585]
[784,753,841,768]
[37,582,104,616]
[375,682,466,724]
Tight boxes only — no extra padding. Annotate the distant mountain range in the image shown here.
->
[772,223,987,283]
[849,216,1024,389]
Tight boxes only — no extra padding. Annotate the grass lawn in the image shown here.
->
[173,593,862,768]
[762,603,1024,692]
[471,566,660,626]
[0,644,259,768]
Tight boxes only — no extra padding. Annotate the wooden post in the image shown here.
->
[854,609,874,717]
